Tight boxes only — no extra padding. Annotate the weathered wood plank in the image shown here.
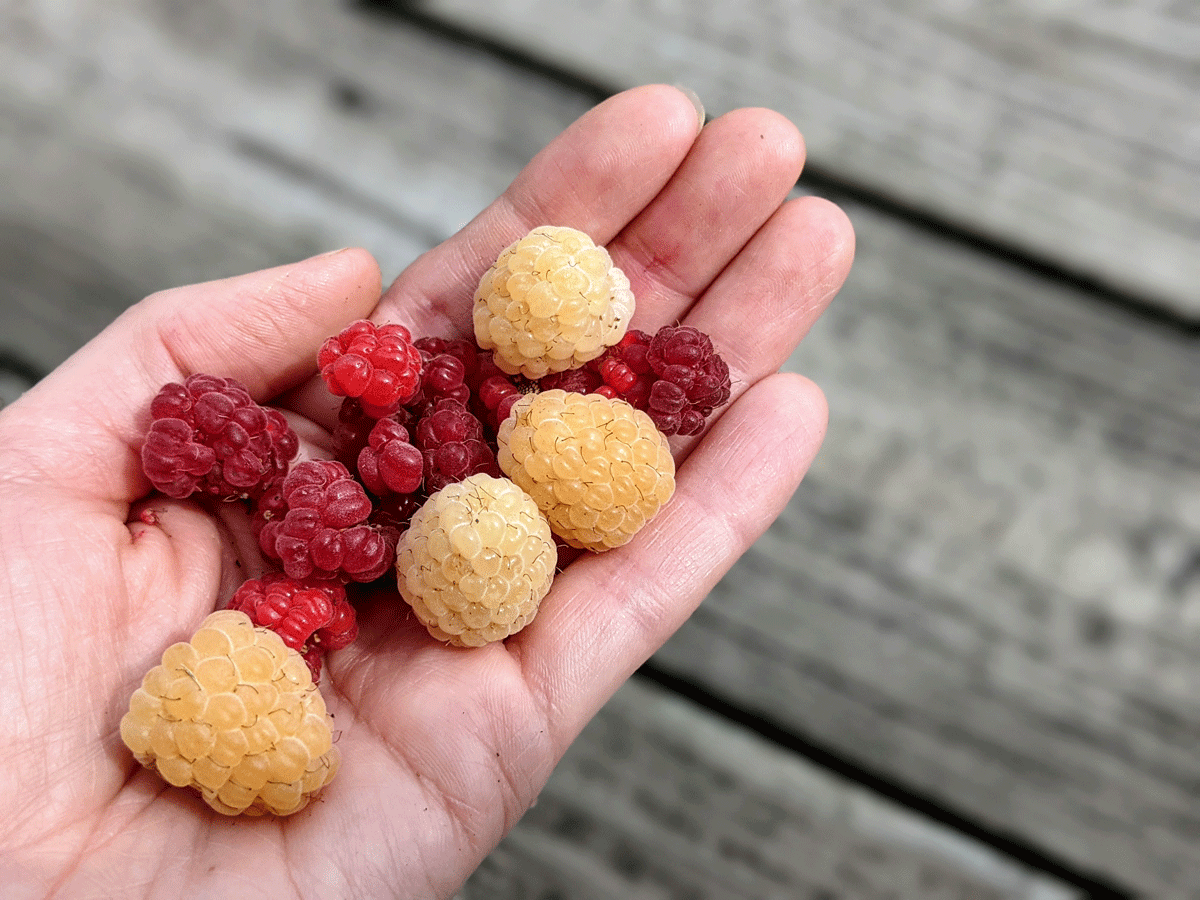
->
[656,191,1200,897]
[0,0,591,371]
[413,0,1200,320]
[456,677,1081,900]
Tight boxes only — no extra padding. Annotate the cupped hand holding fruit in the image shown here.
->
[0,85,853,898]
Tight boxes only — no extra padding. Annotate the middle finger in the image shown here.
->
[608,106,806,330]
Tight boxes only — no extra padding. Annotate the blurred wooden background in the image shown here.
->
[2,1,1198,897]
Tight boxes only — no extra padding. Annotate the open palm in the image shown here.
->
[0,86,853,898]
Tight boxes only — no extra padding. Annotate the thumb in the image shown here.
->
[3,248,381,503]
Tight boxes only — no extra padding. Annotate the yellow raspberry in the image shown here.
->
[497,390,675,552]
[119,610,339,816]
[473,225,635,379]
[395,473,556,647]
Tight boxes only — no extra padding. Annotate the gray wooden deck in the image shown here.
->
[3,1,1197,897]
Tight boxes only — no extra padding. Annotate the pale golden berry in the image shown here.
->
[497,391,675,552]
[473,226,635,379]
[120,610,339,816]
[395,473,556,647]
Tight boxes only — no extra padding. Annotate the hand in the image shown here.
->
[0,85,853,898]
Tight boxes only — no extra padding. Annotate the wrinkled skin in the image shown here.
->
[0,86,853,898]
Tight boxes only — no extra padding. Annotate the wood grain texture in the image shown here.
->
[456,677,1080,900]
[656,191,1200,897]
[415,0,1200,319]
[0,0,591,371]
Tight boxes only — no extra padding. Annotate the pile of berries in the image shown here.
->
[124,225,732,816]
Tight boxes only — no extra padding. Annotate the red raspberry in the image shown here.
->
[370,490,425,535]
[228,573,358,682]
[470,348,509,393]
[331,398,374,471]
[356,417,424,496]
[414,336,479,383]
[259,460,394,583]
[404,349,472,418]
[414,400,500,491]
[318,320,423,417]
[141,374,298,500]
[250,478,288,545]
[580,327,730,436]
[599,330,654,408]
[645,325,731,435]
[331,399,415,472]
[539,367,603,396]
[611,329,653,375]
[477,374,527,430]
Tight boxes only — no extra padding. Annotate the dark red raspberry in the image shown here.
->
[371,490,425,535]
[469,348,508,394]
[228,573,358,682]
[331,398,375,471]
[404,349,472,418]
[331,399,415,471]
[414,336,479,381]
[280,460,373,524]
[356,417,424,496]
[477,374,527,430]
[645,325,731,435]
[250,478,288,544]
[539,367,602,396]
[140,374,297,500]
[259,460,394,583]
[414,399,500,491]
[318,320,423,417]
[576,327,730,436]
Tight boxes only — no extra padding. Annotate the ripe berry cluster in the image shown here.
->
[129,225,735,817]
[141,374,298,500]
[137,230,733,681]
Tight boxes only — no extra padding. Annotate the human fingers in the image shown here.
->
[1,249,382,505]
[283,84,704,430]
[507,372,829,747]
[607,107,806,328]
[668,194,855,458]
[384,84,705,339]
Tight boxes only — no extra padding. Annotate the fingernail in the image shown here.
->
[675,84,706,132]
[316,247,351,258]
